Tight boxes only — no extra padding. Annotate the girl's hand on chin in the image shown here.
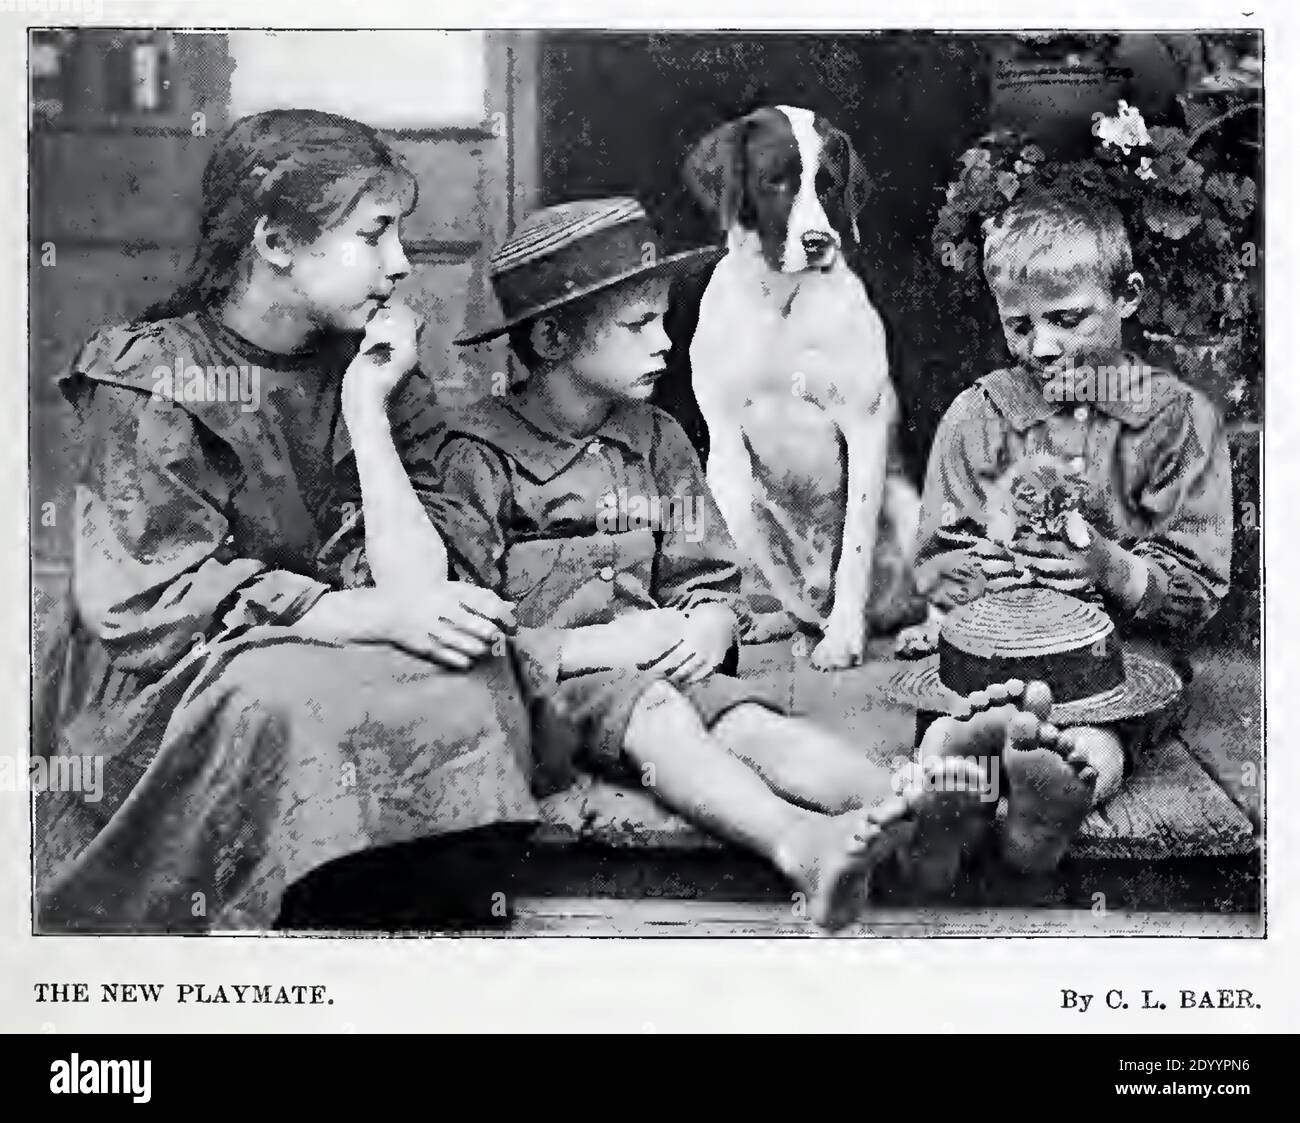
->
[345,302,421,406]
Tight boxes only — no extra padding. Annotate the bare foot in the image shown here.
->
[918,678,1055,786]
[1001,698,1098,874]
[776,807,901,931]
[917,678,1045,775]
[777,758,995,931]
[886,756,999,895]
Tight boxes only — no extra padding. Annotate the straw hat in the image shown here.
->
[887,587,1184,726]
[455,197,724,345]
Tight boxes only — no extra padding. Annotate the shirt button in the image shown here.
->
[1073,406,1089,422]
[598,566,615,581]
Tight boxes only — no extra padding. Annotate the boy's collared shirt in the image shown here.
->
[425,394,752,686]
[916,355,1233,638]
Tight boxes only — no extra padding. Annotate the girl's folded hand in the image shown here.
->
[294,583,516,670]
[405,582,517,668]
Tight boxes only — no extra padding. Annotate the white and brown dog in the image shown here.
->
[684,105,922,669]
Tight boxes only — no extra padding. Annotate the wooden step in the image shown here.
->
[487,897,1263,937]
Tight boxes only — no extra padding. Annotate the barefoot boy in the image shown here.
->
[434,197,1000,929]
[913,189,1233,873]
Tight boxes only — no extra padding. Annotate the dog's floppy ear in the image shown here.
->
[683,116,749,231]
[825,125,872,244]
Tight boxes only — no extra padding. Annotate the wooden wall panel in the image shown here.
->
[30,30,542,569]
[34,133,209,245]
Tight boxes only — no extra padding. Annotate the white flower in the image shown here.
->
[1096,100,1151,156]
[1135,156,1156,181]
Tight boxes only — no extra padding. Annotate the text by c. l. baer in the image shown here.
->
[1060,988,1259,1012]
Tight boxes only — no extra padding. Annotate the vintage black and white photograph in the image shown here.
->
[26,26,1263,938]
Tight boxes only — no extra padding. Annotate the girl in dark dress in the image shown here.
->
[34,110,539,931]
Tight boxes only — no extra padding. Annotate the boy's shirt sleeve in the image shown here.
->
[65,330,329,672]
[647,411,752,633]
[915,386,1002,595]
[423,434,511,589]
[1121,389,1233,633]
[425,433,565,688]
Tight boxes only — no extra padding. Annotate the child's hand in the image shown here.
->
[295,583,515,670]
[1011,532,1096,595]
[613,609,690,669]
[345,302,421,405]
[1016,520,1151,611]
[925,539,1016,610]
[645,604,736,685]
[409,582,516,667]
[928,554,986,610]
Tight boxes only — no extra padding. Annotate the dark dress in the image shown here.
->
[34,312,539,932]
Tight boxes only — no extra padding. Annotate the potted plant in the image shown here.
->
[931,97,1260,422]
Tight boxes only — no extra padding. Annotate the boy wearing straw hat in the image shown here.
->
[909,188,1232,873]
[432,197,1024,928]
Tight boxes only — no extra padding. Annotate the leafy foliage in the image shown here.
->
[933,102,1258,339]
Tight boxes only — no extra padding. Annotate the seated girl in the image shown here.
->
[35,109,538,931]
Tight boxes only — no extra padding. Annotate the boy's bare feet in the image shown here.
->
[777,757,995,929]
[916,676,1042,794]
[891,680,1061,893]
[888,756,999,895]
[917,678,1046,771]
[1000,694,1098,874]
[898,685,1039,894]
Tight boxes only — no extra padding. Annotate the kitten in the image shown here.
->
[986,451,1091,549]
[897,452,1094,659]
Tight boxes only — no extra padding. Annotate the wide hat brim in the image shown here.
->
[886,649,1184,726]
[454,245,724,346]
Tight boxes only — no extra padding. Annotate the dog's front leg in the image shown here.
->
[811,412,888,670]
[705,428,766,570]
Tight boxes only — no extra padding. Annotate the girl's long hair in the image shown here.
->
[142,109,417,321]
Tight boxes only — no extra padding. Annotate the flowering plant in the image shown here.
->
[933,100,1258,340]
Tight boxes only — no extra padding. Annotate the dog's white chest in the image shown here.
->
[693,258,883,412]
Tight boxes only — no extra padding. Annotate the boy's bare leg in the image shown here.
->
[711,705,897,813]
[713,683,1036,812]
[625,682,981,930]
[711,698,1004,898]
[1000,697,1124,873]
